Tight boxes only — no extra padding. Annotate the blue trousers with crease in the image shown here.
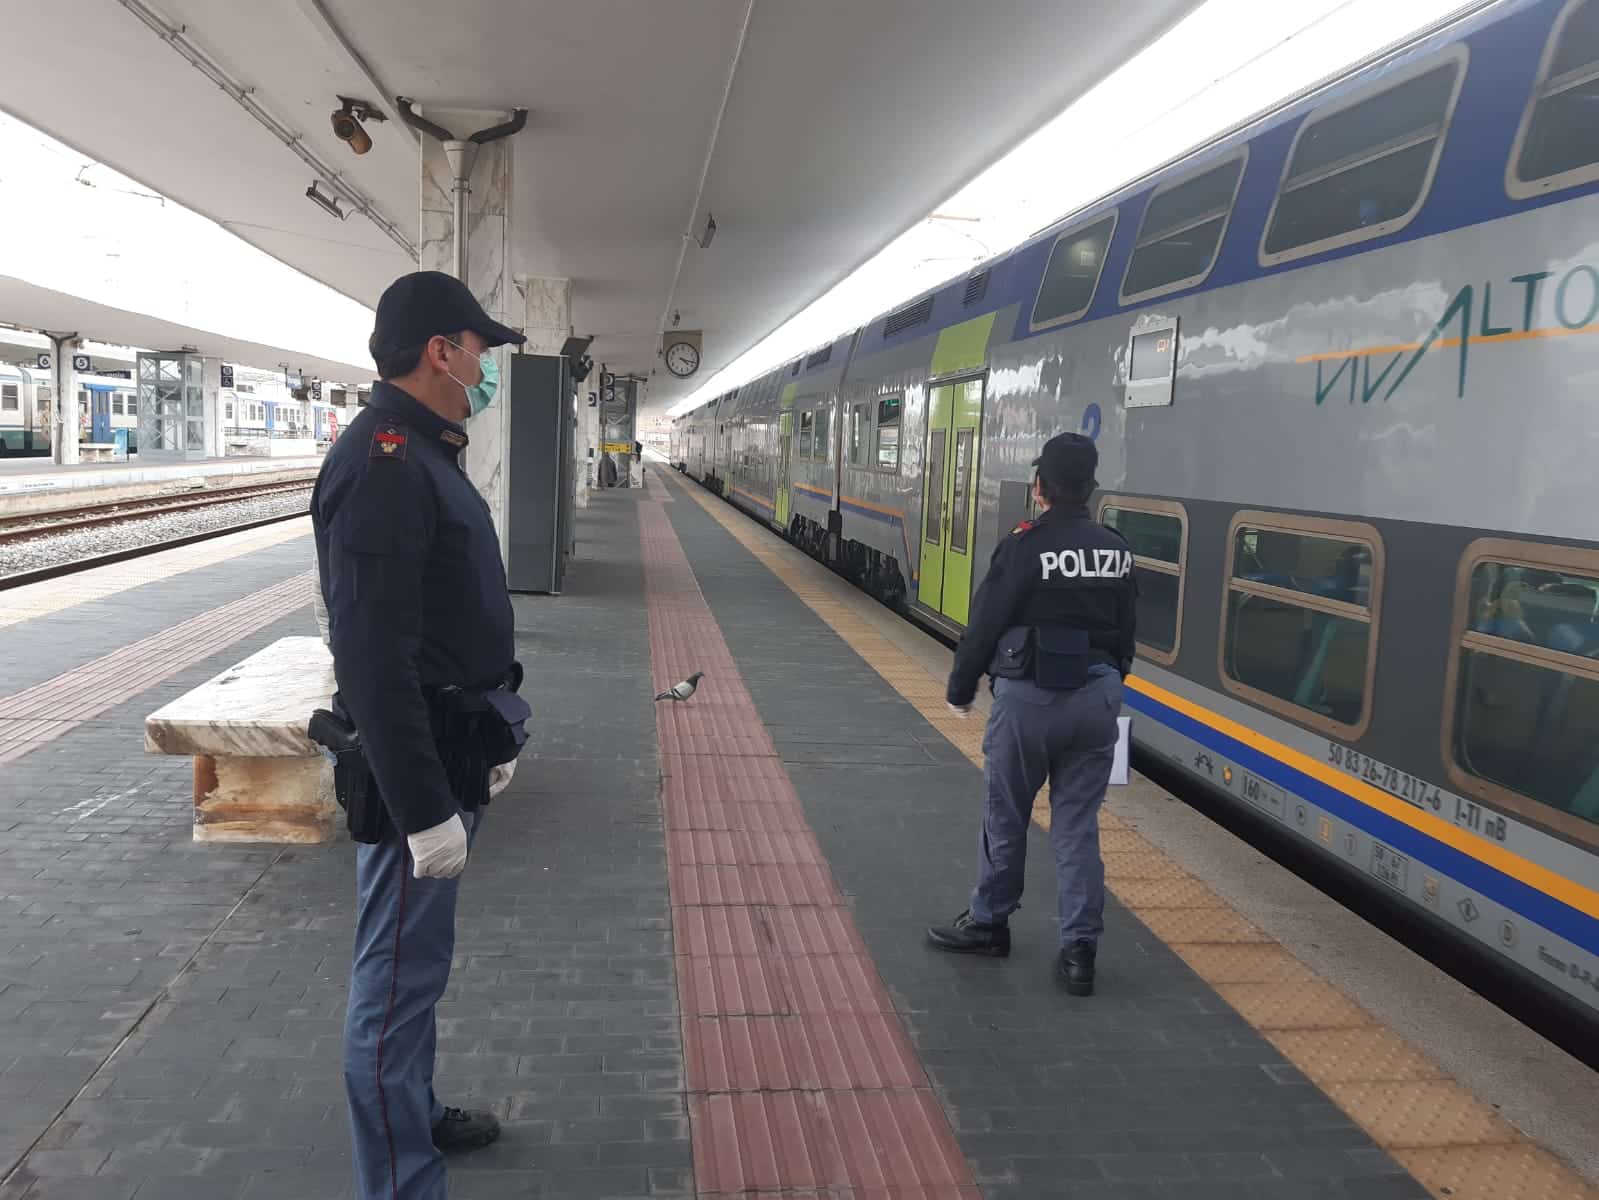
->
[345,809,480,1200]
[968,671,1121,947]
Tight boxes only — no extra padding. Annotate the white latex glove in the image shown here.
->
[408,813,468,879]
[947,702,974,719]
[487,760,517,799]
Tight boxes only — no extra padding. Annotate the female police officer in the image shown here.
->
[312,271,524,1198]
[926,432,1136,996]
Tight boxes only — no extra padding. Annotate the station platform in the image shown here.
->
[0,469,1594,1200]
[0,456,321,502]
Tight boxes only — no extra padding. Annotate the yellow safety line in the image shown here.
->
[0,518,312,629]
[1295,320,1599,364]
[665,471,1597,1200]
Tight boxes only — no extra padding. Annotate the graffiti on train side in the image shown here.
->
[1306,262,1599,406]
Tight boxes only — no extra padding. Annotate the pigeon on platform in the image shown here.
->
[655,672,704,702]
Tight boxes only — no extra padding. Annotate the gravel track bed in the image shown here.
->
[0,488,311,578]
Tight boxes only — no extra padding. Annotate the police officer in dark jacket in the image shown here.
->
[927,433,1135,996]
[312,271,524,1199]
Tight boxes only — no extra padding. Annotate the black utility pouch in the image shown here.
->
[480,689,532,767]
[987,625,1034,679]
[1033,626,1091,690]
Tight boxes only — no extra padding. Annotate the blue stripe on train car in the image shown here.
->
[1124,685,1599,958]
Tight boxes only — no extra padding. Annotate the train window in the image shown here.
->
[1261,49,1464,265]
[1,384,16,411]
[126,394,137,416]
[225,403,234,420]
[798,410,814,460]
[848,403,868,466]
[875,396,902,472]
[1220,513,1383,738]
[924,431,946,547]
[1444,541,1599,843]
[1030,211,1118,331]
[1509,0,1599,197]
[950,429,974,552]
[1099,497,1187,664]
[112,395,124,415]
[1121,153,1246,302]
[815,405,831,464]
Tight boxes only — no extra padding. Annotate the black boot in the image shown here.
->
[432,1105,501,1153]
[1057,939,1096,996]
[926,910,1011,957]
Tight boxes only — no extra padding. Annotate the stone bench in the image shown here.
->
[145,636,338,844]
[79,442,121,462]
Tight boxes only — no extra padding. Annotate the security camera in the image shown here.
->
[331,109,372,155]
[331,97,385,156]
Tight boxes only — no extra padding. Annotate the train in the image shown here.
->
[672,0,1599,1023]
[1,361,344,456]
[0,363,140,455]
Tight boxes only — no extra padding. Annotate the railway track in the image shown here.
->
[0,478,315,590]
[0,475,317,545]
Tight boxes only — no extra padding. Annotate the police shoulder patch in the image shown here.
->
[1010,519,1036,536]
[370,425,408,461]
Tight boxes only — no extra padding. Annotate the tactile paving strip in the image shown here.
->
[666,471,1599,1200]
[0,571,312,763]
[0,516,311,628]
[639,482,976,1197]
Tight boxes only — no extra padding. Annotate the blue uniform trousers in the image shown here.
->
[345,809,480,1200]
[969,671,1121,946]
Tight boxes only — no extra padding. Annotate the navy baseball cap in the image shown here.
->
[1033,432,1098,485]
[369,271,525,362]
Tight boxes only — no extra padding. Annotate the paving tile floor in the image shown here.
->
[0,484,1432,1200]
[0,501,683,1199]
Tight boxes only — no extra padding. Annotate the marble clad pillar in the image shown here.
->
[50,335,79,466]
[418,110,517,556]
[202,357,223,458]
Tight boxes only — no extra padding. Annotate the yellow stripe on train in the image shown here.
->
[1125,674,1599,921]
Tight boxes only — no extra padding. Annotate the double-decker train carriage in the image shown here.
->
[672,0,1599,1023]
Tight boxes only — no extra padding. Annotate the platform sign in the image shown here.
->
[601,441,632,454]
[35,353,50,370]
[220,364,234,388]
[73,354,91,372]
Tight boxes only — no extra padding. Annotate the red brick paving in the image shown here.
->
[0,573,311,763]
[638,492,976,1197]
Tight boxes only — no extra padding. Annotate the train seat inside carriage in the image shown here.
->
[1460,565,1599,822]
[1226,532,1372,724]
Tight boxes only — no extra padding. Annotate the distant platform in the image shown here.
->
[0,454,322,500]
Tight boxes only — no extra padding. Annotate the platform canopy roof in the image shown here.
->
[0,0,1200,412]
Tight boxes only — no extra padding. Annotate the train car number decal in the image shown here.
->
[1324,741,1508,844]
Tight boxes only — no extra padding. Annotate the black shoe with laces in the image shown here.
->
[1057,939,1096,996]
[432,1105,500,1153]
[926,910,1011,957]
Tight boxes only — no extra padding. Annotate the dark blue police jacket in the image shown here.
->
[310,381,514,835]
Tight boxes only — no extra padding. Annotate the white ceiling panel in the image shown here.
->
[0,0,1200,415]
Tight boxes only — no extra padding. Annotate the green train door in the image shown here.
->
[916,378,984,625]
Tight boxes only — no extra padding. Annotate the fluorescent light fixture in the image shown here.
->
[305,181,346,221]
